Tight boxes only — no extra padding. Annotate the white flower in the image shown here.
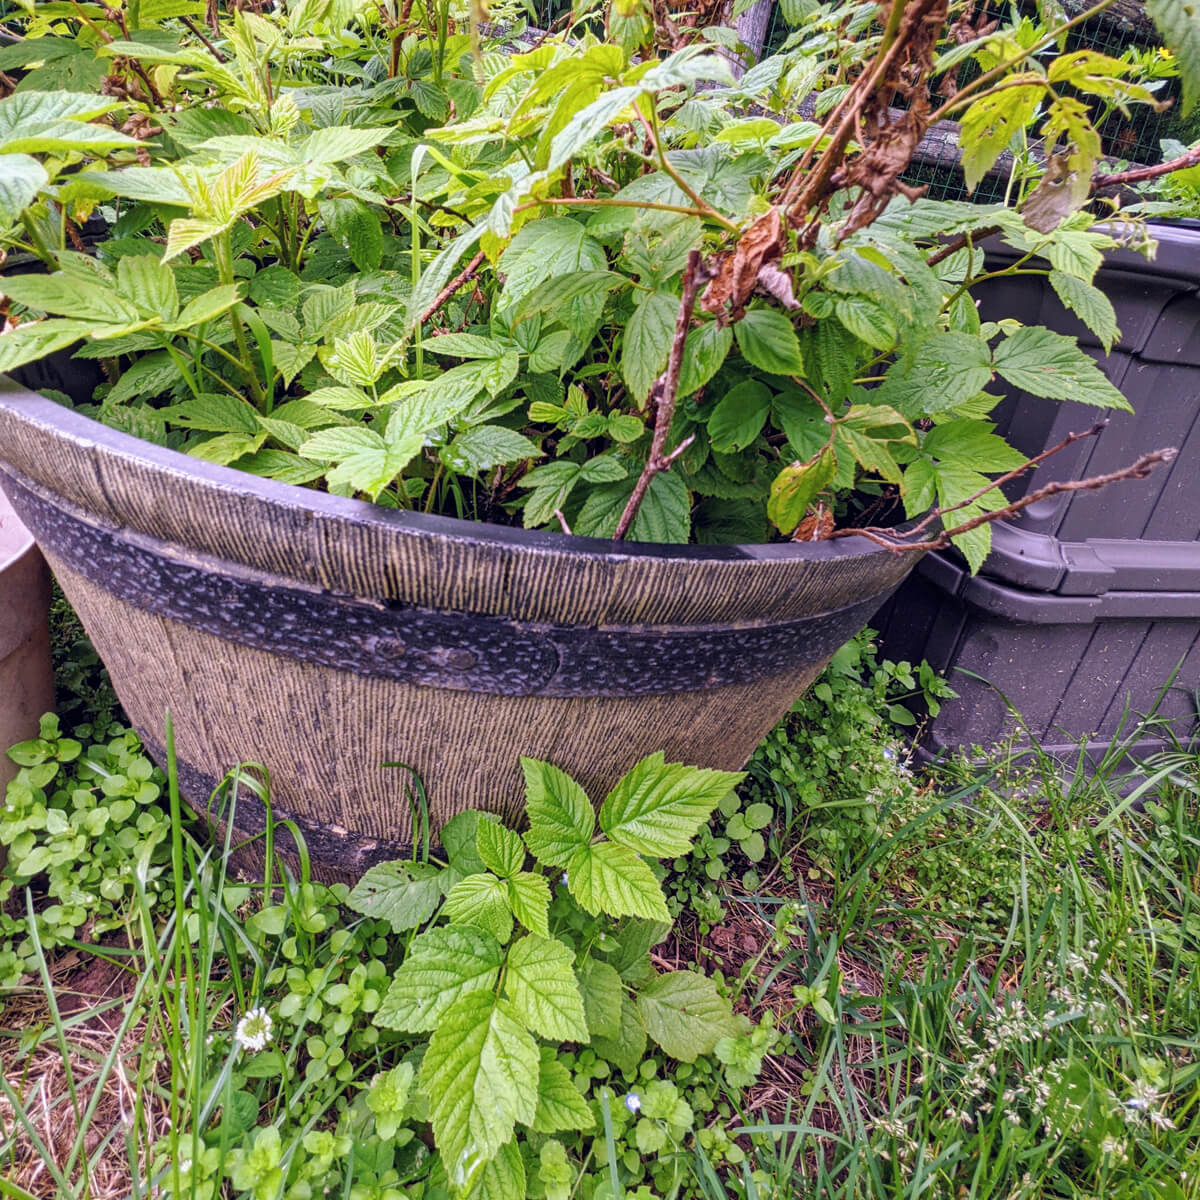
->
[561,873,569,886]
[624,1093,641,1114]
[235,1007,273,1053]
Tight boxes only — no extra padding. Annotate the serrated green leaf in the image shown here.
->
[421,992,538,1187]
[677,321,732,397]
[877,331,995,418]
[532,1047,595,1133]
[508,871,551,938]
[959,81,1044,192]
[319,197,383,273]
[599,753,744,858]
[622,290,678,405]
[577,957,624,1039]
[637,970,741,1062]
[522,758,595,869]
[707,380,771,452]
[477,819,526,879]
[444,425,539,476]
[461,1137,526,1200]
[590,994,648,1075]
[0,154,48,227]
[921,420,1028,472]
[2,273,140,324]
[767,446,837,536]
[734,308,804,375]
[346,860,443,933]
[376,924,502,1032]
[992,327,1130,409]
[171,283,244,329]
[445,872,515,942]
[566,842,670,923]
[1048,270,1119,353]
[505,934,589,1042]
[0,320,94,374]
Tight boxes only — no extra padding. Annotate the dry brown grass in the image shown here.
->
[0,949,168,1199]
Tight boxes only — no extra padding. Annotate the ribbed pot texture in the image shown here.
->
[0,377,922,878]
[0,487,54,797]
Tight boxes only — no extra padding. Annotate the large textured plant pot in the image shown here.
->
[0,488,54,795]
[0,379,920,878]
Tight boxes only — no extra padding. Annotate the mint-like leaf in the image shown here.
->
[637,970,742,1062]
[346,860,443,933]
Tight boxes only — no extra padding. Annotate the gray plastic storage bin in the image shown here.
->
[876,224,1200,763]
[976,223,1200,596]
[874,554,1200,763]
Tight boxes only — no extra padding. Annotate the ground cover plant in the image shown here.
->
[1,625,1197,1200]
[1,0,1197,566]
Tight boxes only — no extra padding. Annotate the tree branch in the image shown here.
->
[418,250,486,327]
[613,250,706,541]
[831,444,1178,555]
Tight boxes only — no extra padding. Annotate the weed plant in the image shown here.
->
[0,655,1197,1199]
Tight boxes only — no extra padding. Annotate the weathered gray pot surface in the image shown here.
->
[0,377,921,877]
[0,486,54,796]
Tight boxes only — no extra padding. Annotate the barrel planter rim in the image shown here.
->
[0,374,895,570]
[0,370,924,879]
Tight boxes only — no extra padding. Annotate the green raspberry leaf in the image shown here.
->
[637,970,742,1062]
[461,1138,526,1200]
[505,934,589,1043]
[346,859,443,932]
[566,842,670,923]
[532,1047,595,1134]
[508,871,551,938]
[477,818,527,879]
[599,752,745,858]
[444,872,515,943]
[376,925,502,1032]
[421,992,539,1187]
[522,757,595,868]
[577,957,624,1040]
[992,326,1130,410]
[591,994,648,1076]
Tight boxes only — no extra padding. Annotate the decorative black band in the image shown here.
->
[138,732,411,876]
[3,468,887,697]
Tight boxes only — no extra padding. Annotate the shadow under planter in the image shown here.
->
[0,379,922,880]
[0,488,54,795]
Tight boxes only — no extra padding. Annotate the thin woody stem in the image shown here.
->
[613,251,706,541]
[419,250,486,327]
[831,446,1177,554]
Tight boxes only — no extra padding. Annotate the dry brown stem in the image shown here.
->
[613,250,707,541]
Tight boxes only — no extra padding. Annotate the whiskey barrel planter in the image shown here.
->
[0,378,920,878]
[0,488,54,796]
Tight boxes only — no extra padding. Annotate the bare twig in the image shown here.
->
[418,250,486,327]
[179,15,227,61]
[903,420,1108,539]
[926,224,1001,267]
[553,509,572,535]
[1093,143,1200,189]
[613,251,707,541]
[831,445,1178,554]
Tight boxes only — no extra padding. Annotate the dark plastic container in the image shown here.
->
[878,225,1200,761]
[975,223,1200,596]
[874,553,1200,763]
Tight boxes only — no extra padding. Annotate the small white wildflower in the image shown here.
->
[561,872,569,886]
[234,1006,273,1053]
[624,1093,641,1114]
[882,747,896,761]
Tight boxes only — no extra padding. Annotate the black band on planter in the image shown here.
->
[5,468,886,697]
[137,732,412,875]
